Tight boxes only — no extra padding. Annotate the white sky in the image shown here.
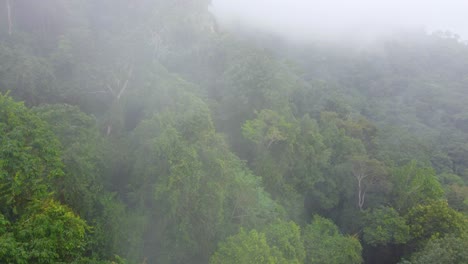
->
[210,0,468,41]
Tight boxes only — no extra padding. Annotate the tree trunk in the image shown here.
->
[106,124,112,136]
[105,64,134,136]
[357,176,365,211]
[6,0,12,35]
[353,160,367,211]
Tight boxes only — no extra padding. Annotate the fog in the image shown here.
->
[211,0,468,42]
[3,1,468,263]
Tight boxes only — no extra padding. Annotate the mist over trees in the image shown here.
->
[0,1,467,263]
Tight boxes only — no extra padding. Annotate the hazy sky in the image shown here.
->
[210,0,468,41]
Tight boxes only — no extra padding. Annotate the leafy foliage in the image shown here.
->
[303,216,363,264]
[0,93,63,218]
[210,229,287,264]
[400,235,468,264]
[1,1,468,263]
[363,207,410,246]
[405,200,467,243]
[263,221,306,264]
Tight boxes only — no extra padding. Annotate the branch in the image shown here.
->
[359,190,366,210]
[105,84,117,97]
[266,138,275,149]
[84,90,108,94]
[116,65,134,100]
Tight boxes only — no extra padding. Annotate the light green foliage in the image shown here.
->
[263,221,305,263]
[0,94,109,263]
[0,93,63,218]
[405,200,467,242]
[242,109,298,196]
[391,161,444,212]
[363,207,410,246]
[210,229,287,264]
[242,109,297,149]
[16,199,88,263]
[303,216,363,264]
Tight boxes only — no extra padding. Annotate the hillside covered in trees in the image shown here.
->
[0,1,467,263]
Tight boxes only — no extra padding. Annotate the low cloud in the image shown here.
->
[210,0,468,41]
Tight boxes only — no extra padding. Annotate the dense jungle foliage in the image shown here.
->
[0,1,467,263]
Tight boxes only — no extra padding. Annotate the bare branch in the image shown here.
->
[116,64,134,100]
[84,90,108,94]
[106,84,117,97]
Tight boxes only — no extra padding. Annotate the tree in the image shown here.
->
[34,104,128,260]
[242,109,296,150]
[0,93,99,263]
[0,213,24,263]
[210,229,287,264]
[400,235,468,264]
[242,109,298,196]
[363,207,410,246]
[33,104,103,217]
[349,156,388,211]
[5,0,12,35]
[0,200,89,263]
[405,200,467,243]
[391,161,444,212]
[263,221,305,264]
[128,92,282,263]
[0,93,63,218]
[15,199,88,263]
[303,215,363,264]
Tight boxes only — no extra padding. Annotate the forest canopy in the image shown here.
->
[0,1,467,263]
